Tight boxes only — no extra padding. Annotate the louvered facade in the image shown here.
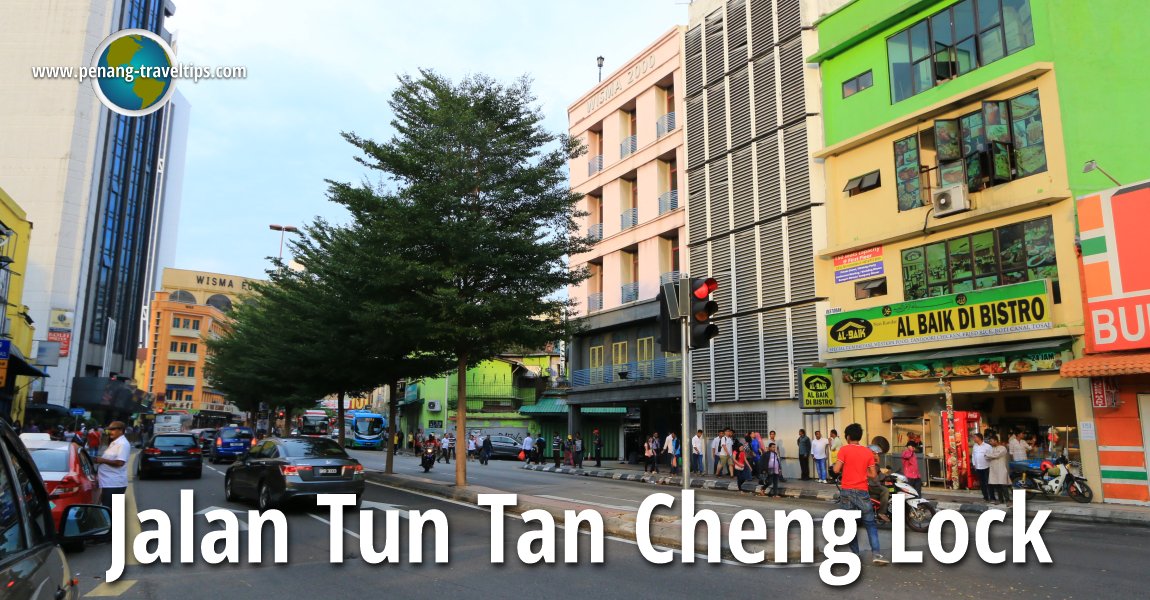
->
[683,0,831,442]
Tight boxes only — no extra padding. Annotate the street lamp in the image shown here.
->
[1083,160,1121,186]
[268,224,300,260]
[597,56,605,82]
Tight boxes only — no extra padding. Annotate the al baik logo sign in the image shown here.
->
[1078,180,1150,352]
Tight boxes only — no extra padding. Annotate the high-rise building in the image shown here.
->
[0,0,186,414]
[565,28,688,445]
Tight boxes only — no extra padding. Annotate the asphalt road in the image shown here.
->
[58,451,1148,599]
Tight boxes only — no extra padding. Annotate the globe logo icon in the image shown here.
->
[91,29,176,116]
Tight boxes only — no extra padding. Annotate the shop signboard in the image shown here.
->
[1090,377,1118,408]
[833,245,884,283]
[1077,180,1150,353]
[48,309,74,357]
[825,280,1052,353]
[840,347,1064,383]
[800,368,835,409]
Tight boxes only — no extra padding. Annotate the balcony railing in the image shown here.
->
[656,112,677,138]
[588,155,603,176]
[620,135,637,158]
[620,207,638,230]
[621,282,639,304]
[658,189,679,214]
[587,292,603,312]
[588,222,603,242]
[570,356,683,387]
[659,271,680,285]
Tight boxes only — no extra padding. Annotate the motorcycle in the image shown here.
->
[421,445,437,472]
[1010,455,1093,503]
[834,471,937,533]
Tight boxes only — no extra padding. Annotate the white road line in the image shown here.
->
[535,494,637,511]
[205,465,226,475]
[307,513,360,539]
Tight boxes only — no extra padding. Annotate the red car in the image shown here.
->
[22,438,102,525]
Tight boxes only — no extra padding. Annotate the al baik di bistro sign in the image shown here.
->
[825,280,1053,353]
[801,368,835,409]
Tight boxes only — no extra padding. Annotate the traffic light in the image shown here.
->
[277,409,285,419]
[689,277,719,349]
[656,287,682,353]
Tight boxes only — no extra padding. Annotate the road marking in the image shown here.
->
[205,465,226,475]
[535,494,637,511]
[196,506,249,531]
[84,580,137,597]
[361,500,410,518]
[307,513,359,539]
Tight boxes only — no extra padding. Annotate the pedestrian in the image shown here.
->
[574,432,584,469]
[467,434,477,461]
[986,434,1012,504]
[797,428,812,481]
[521,432,535,463]
[87,427,101,454]
[691,429,705,475]
[971,433,992,502]
[564,434,574,466]
[663,432,678,475]
[757,442,782,497]
[733,441,750,492]
[645,433,660,474]
[1008,430,1031,461]
[811,430,830,483]
[552,434,563,468]
[829,429,843,468]
[481,434,493,465]
[534,434,545,464]
[593,429,603,467]
[441,433,453,464]
[721,429,734,477]
[95,421,130,508]
[768,430,786,481]
[832,423,887,566]
[901,441,922,495]
[710,430,722,476]
[408,431,416,451]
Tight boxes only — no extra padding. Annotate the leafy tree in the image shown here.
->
[338,71,590,485]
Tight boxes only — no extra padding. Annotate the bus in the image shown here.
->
[154,412,192,434]
[297,410,330,436]
[343,410,387,449]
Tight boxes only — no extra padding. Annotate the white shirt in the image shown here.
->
[468,438,477,451]
[721,435,733,457]
[692,434,705,455]
[711,435,722,455]
[811,437,830,460]
[1008,437,1030,461]
[522,435,534,450]
[664,436,676,454]
[972,441,991,470]
[98,435,131,489]
[769,437,785,458]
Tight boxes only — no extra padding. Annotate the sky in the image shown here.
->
[165,0,689,280]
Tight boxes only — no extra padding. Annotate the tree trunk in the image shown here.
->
[336,389,346,448]
[455,353,468,487]
[385,380,398,474]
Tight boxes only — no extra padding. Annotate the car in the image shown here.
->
[486,435,525,459]
[210,426,254,463]
[138,433,203,479]
[224,437,365,511]
[190,428,218,452]
[22,439,101,528]
[0,419,114,598]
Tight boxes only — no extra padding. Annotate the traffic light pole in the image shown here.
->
[681,314,691,491]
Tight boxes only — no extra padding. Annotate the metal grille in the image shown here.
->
[731,145,754,228]
[685,25,704,97]
[736,313,763,400]
[762,307,792,400]
[705,8,726,86]
[755,135,781,218]
[782,123,810,210]
[707,85,727,158]
[779,37,805,124]
[786,210,815,300]
[686,95,706,168]
[710,237,732,319]
[734,228,757,312]
[689,244,708,285]
[752,53,777,135]
[704,412,770,442]
[729,66,752,149]
[748,0,775,56]
[712,322,736,403]
[726,0,748,66]
[791,303,820,372]
[760,219,785,306]
[656,112,677,138]
[777,0,802,42]
[658,190,679,214]
[687,168,707,243]
[708,157,730,237]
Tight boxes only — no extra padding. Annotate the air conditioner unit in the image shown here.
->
[427,400,440,412]
[931,184,971,217]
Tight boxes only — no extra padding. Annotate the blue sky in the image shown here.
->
[166,1,688,280]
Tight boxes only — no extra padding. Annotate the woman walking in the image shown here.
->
[733,441,751,492]
[645,433,661,474]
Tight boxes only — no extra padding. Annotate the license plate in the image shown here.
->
[162,462,183,468]
[317,467,339,476]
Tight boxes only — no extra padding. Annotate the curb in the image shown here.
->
[520,464,1150,529]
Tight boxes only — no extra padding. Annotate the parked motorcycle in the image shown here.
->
[1010,455,1093,503]
[421,445,436,472]
[835,471,937,533]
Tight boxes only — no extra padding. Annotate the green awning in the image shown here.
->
[519,397,626,415]
[581,406,626,414]
[827,338,1072,369]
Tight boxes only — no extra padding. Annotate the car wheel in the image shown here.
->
[225,474,239,502]
[257,482,276,511]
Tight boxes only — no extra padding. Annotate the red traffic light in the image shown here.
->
[693,277,718,299]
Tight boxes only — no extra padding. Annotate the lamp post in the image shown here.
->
[597,56,605,82]
[1083,160,1121,186]
[268,224,300,261]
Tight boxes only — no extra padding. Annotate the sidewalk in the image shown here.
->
[520,459,1150,528]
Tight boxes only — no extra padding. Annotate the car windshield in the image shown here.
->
[220,429,253,440]
[154,436,197,449]
[353,417,383,435]
[282,438,349,458]
[28,448,69,472]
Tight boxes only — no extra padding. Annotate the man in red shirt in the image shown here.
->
[832,423,887,565]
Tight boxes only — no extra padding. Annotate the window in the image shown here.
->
[854,277,888,299]
[172,316,180,328]
[894,134,924,210]
[842,70,874,98]
[187,366,196,378]
[901,216,1058,301]
[179,342,188,352]
[612,341,628,366]
[4,437,53,546]
[190,343,198,354]
[887,0,1034,103]
[169,341,178,352]
[168,365,176,376]
[185,393,193,402]
[638,337,655,362]
[191,320,200,330]
[844,170,882,196]
[589,346,604,369]
[935,89,1046,191]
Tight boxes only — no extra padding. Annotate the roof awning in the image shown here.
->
[520,396,626,415]
[827,338,1073,369]
[9,345,48,378]
[1061,352,1150,378]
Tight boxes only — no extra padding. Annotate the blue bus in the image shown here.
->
[343,410,387,449]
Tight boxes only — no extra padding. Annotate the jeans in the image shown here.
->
[815,458,827,481]
[101,487,127,508]
[764,473,780,495]
[691,453,703,474]
[839,488,881,555]
[975,468,991,500]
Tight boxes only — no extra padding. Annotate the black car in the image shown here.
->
[486,435,524,459]
[225,437,365,511]
[0,419,114,599]
[137,433,203,479]
[190,428,218,452]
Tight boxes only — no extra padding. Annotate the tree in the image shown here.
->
[338,71,590,485]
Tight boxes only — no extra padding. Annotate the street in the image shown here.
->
[60,451,1148,599]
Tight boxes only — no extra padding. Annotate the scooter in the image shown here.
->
[834,471,937,533]
[421,445,437,472]
[1010,455,1093,503]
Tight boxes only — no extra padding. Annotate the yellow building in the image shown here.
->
[0,186,40,424]
[135,268,262,420]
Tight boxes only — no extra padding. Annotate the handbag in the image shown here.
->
[518,450,526,460]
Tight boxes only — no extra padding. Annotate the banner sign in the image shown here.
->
[825,280,1053,353]
[48,309,74,357]
[1077,180,1150,352]
[833,246,884,283]
[1091,377,1118,408]
[800,368,835,409]
[841,347,1064,383]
